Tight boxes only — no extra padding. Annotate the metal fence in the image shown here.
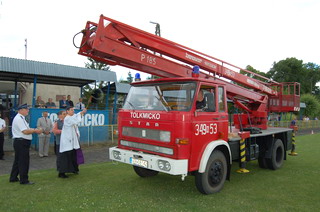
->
[4,125,119,147]
[78,125,118,146]
[3,121,319,147]
[268,120,320,129]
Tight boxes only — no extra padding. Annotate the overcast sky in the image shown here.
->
[0,0,319,81]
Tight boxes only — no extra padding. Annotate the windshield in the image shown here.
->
[123,82,196,111]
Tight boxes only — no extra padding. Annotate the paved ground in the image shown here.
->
[0,137,114,176]
[0,128,318,177]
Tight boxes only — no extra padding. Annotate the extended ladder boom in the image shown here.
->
[77,15,300,119]
[79,16,275,95]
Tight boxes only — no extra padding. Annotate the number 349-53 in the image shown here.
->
[195,123,217,136]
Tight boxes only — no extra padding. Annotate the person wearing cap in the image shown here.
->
[0,113,6,160]
[37,111,53,157]
[9,104,42,185]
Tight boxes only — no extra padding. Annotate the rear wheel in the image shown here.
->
[195,150,227,194]
[258,157,268,169]
[133,166,159,177]
[267,139,284,170]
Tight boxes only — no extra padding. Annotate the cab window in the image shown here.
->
[218,86,225,112]
[196,85,216,112]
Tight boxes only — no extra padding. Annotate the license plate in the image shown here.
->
[130,158,148,168]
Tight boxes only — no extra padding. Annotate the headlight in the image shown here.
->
[165,162,171,171]
[158,160,171,171]
[160,131,171,142]
[158,160,165,170]
[112,150,121,160]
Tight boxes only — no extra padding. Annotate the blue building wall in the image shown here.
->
[28,108,109,148]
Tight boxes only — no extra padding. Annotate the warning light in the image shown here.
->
[135,73,141,81]
[192,65,200,77]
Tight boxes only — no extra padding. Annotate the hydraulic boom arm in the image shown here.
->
[76,15,300,129]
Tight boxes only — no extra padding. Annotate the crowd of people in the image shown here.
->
[35,95,85,109]
[8,102,87,185]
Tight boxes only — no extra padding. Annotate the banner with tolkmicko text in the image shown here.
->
[27,108,109,147]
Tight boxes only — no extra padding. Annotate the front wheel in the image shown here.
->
[195,150,227,194]
[133,166,159,177]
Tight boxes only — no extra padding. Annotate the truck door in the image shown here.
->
[189,84,228,171]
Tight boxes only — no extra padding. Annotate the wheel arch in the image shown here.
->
[198,140,232,180]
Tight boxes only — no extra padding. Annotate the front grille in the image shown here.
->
[122,127,170,142]
[120,140,173,155]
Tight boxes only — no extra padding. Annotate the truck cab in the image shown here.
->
[110,77,231,193]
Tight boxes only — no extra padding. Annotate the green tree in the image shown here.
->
[119,71,134,83]
[83,58,112,109]
[313,86,320,96]
[303,62,320,94]
[127,71,133,83]
[300,94,320,118]
[241,65,269,82]
[85,58,109,70]
[267,58,320,94]
[267,57,304,83]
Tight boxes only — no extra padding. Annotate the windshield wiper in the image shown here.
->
[155,88,171,111]
[126,101,135,110]
[155,96,170,111]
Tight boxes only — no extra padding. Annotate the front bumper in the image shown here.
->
[109,146,188,175]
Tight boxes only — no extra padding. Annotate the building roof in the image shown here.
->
[0,56,117,87]
[100,82,131,95]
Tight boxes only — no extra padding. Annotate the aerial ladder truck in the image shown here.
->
[76,15,300,194]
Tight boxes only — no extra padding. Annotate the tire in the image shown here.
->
[133,166,159,177]
[267,139,284,170]
[258,157,268,169]
[195,150,227,194]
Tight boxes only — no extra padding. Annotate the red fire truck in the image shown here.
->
[76,15,300,194]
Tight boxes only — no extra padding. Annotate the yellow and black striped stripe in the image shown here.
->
[237,138,250,173]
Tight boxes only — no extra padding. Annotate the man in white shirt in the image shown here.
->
[0,113,6,160]
[75,98,86,110]
[37,111,53,157]
[9,104,42,185]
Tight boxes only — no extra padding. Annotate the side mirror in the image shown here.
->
[204,93,215,112]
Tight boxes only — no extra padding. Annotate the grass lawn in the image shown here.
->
[1,134,320,212]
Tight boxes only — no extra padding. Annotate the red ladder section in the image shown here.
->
[77,15,300,129]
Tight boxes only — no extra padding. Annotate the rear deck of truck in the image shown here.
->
[228,127,293,161]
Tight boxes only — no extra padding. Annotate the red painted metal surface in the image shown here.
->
[269,82,300,112]
[76,15,300,173]
[77,15,300,134]
[78,15,300,116]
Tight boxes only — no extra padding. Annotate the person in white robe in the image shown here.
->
[58,106,86,178]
